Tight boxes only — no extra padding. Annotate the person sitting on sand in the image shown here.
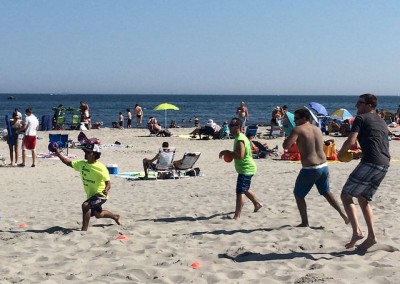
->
[53,143,121,231]
[219,117,263,220]
[246,133,278,158]
[147,117,170,137]
[190,119,221,139]
[328,119,340,133]
[283,108,349,227]
[142,141,171,179]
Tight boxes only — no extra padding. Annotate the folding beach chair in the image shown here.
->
[148,147,176,179]
[49,133,70,154]
[70,114,80,130]
[174,152,201,177]
[55,116,65,130]
[245,125,258,137]
[266,125,284,138]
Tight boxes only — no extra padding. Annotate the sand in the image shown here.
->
[0,127,399,283]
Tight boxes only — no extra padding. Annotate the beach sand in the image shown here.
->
[1,127,399,283]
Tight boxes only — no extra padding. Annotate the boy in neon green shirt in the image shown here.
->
[54,143,120,231]
[219,117,263,220]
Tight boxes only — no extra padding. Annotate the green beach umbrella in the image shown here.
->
[153,103,180,128]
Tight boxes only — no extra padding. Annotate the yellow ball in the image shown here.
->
[341,151,353,163]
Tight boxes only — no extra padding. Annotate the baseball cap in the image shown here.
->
[82,143,101,153]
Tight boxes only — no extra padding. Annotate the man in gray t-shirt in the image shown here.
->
[338,93,390,251]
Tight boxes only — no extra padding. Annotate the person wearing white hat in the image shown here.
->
[53,143,121,231]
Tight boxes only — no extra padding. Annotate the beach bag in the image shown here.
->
[78,131,100,144]
[281,142,300,161]
[286,143,299,153]
[163,130,171,137]
[281,152,301,161]
[323,141,338,160]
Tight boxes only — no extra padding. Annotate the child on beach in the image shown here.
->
[118,112,124,129]
[53,143,121,231]
[126,108,132,128]
[219,117,263,220]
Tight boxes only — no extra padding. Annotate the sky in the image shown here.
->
[1,1,399,96]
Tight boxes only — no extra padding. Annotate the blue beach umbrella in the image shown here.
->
[309,102,328,116]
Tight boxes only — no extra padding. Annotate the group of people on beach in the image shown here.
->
[219,93,389,251]
[119,104,143,129]
[6,108,39,167]
[7,94,390,253]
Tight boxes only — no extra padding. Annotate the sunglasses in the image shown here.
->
[294,117,302,121]
[228,123,239,127]
[356,101,367,105]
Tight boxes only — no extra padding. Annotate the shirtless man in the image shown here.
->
[283,108,348,227]
[236,101,249,127]
[134,104,143,128]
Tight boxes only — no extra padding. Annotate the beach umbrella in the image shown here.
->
[303,106,319,125]
[330,108,353,121]
[153,103,180,128]
[309,102,328,116]
[282,111,295,136]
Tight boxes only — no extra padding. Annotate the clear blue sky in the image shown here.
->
[1,1,399,95]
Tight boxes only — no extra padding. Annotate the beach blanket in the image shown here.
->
[114,172,157,180]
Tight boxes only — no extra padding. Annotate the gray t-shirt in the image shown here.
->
[351,112,390,166]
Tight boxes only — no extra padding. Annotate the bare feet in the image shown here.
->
[343,215,350,225]
[254,203,263,212]
[345,234,364,249]
[356,237,377,250]
[296,223,309,227]
[114,214,121,225]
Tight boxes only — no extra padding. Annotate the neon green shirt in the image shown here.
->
[71,160,110,199]
[234,133,256,175]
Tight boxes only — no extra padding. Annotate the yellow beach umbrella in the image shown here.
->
[153,103,180,128]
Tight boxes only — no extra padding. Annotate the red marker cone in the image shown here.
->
[115,234,128,240]
[191,262,201,269]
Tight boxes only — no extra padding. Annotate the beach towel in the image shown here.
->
[114,172,157,180]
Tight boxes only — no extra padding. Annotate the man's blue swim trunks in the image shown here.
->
[294,163,330,199]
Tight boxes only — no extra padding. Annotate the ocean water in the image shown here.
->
[1,93,398,128]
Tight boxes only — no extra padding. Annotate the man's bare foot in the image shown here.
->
[114,214,121,225]
[343,215,350,225]
[254,203,263,212]
[356,237,377,250]
[296,223,309,227]
[345,234,364,249]
[233,214,240,220]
